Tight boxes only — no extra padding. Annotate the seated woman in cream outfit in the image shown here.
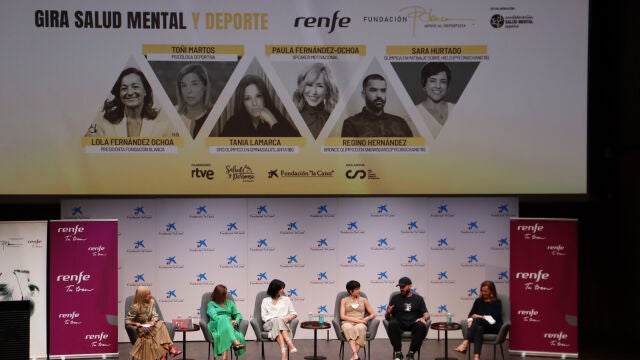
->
[88,67,176,137]
[416,62,455,139]
[261,279,298,360]
[340,280,376,360]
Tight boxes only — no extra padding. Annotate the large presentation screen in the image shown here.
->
[0,0,588,195]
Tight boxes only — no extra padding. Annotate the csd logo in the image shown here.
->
[345,170,366,179]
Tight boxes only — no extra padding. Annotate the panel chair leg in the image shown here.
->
[339,341,344,360]
[261,342,265,360]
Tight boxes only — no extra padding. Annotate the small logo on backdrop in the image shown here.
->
[189,238,215,252]
[316,304,329,315]
[250,272,270,285]
[431,270,455,284]
[494,271,510,285]
[370,271,394,284]
[430,204,456,218]
[280,221,305,235]
[127,205,153,219]
[341,221,365,234]
[377,304,388,314]
[430,237,454,251]
[310,204,335,218]
[189,205,215,219]
[402,220,425,233]
[281,255,305,268]
[225,164,255,183]
[191,164,215,180]
[251,204,275,218]
[159,222,184,236]
[311,238,336,251]
[491,237,510,250]
[490,12,534,30]
[546,243,567,256]
[437,305,450,316]
[28,238,44,248]
[515,270,553,292]
[294,10,352,34]
[270,168,336,178]
[491,204,511,217]
[88,244,107,257]
[159,256,184,269]
[370,237,395,251]
[220,221,246,235]
[219,255,246,269]
[126,273,152,288]
[68,205,90,218]
[460,287,478,301]
[341,254,365,268]
[251,238,275,252]
[311,271,335,285]
[397,5,476,36]
[401,254,425,268]
[461,254,485,268]
[371,204,395,217]
[287,288,305,302]
[190,272,215,286]
[461,220,485,234]
[56,270,94,293]
[158,289,184,303]
[127,240,152,253]
[60,310,82,325]
[516,308,541,323]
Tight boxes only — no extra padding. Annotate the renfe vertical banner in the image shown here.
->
[49,220,118,358]
[509,218,578,358]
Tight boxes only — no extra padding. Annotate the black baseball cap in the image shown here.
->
[396,276,412,287]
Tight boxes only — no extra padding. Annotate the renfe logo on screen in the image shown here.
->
[294,10,351,33]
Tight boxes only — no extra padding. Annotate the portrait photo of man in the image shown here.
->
[341,73,413,137]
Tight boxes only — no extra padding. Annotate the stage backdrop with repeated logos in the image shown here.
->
[510,218,578,358]
[49,220,118,358]
[61,197,516,343]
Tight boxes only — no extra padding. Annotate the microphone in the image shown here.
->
[13,270,27,300]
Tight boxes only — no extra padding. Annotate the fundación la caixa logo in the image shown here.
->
[431,204,456,218]
[250,204,275,218]
[127,273,152,288]
[431,237,455,251]
[371,204,396,217]
[281,254,305,269]
[190,238,215,252]
[460,254,485,268]
[401,220,425,234]
[126,205,152,219]
[280,221,305,235]
[341,221,365,234]
[431,270,455,284]
[251,238,275,252]
[461,220,485,234]
[189,271,215,286]
[341,254,364,268]
[310,204,335,218]
[250,271,269,285]
[490,237,510,250]
[286,288,305,302]
[69,205,90,219]
[159,289,184,303]
[159,255,184,269]
[159,222,184,235]
[371,271,394,285]
[220,255,246,269]
[310,238,335,251]
[491,204,511,217]
[370,237,395,251]
[220,221,245,235]
[189,205,215,219]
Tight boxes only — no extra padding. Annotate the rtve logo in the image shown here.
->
[294,10,351,33]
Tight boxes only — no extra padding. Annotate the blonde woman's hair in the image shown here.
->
[133,285,151,307]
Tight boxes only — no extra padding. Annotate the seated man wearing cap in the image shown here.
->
[385,277,430,360]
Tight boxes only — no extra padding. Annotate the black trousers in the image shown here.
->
[387,318,427,353]
[466,318,499,355]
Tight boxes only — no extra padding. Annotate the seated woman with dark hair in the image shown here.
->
[207,284,246,360]
[222,75,300,137]
[340,280,375,360]
[454,280,503,360]
[261,279,298,360]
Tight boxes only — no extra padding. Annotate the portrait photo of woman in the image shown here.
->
[87,67,177,137]
[292,62,339,139]
[220,74,300,137]
[175,63,214,139]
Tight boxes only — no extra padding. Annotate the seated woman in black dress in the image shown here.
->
[222,75,299,137]
[454,280,503,360]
